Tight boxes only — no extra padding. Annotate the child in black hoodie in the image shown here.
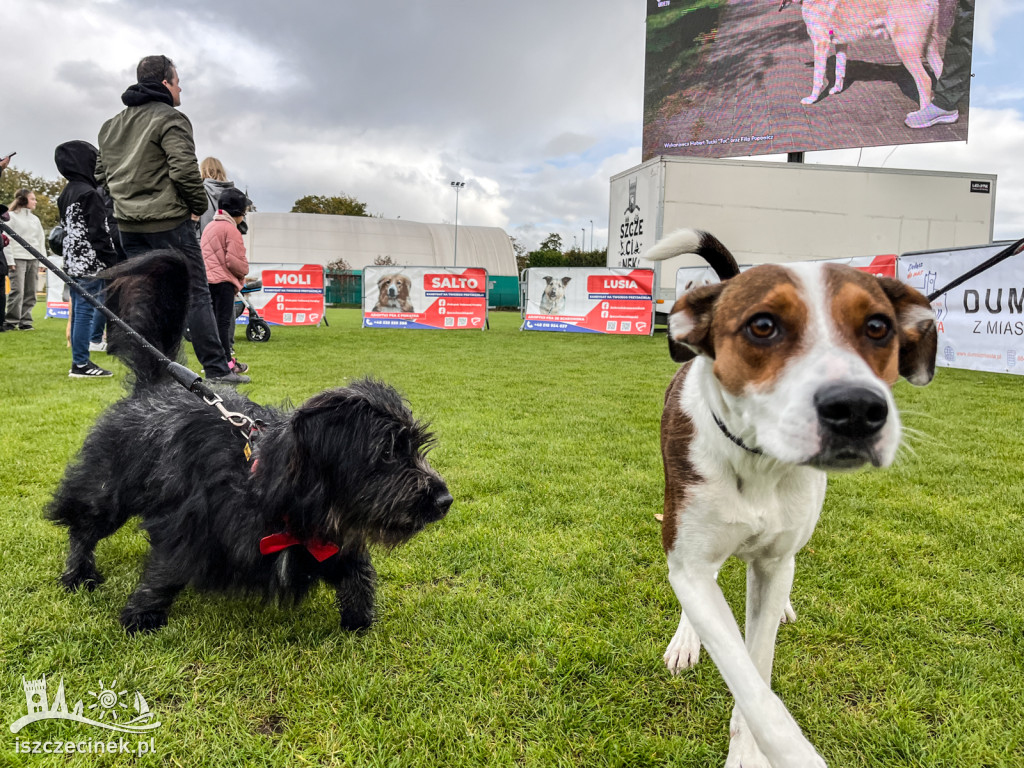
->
[54,140,119,377]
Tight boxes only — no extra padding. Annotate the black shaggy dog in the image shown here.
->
[48,250,452,634]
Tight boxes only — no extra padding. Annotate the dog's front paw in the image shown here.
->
[783,742,827,768]
[763,732,827,768]
[60,566,105,592]
[801,95,818,105]
[828,83,844,95]
[726,730,771,768]
[663,622,702,674]
[339,607,375,632]
[120,607,168,635]
[781,599,797,624]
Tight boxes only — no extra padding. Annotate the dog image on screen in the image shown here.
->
[539,275,571,315]
[796,0,943,108]
[47,251,452,634]
[373,273,414,312]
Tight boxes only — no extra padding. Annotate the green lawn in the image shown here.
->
[1,306,1023,767]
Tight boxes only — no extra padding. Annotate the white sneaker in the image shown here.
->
[905,103,959,129]
[89,341,108,352]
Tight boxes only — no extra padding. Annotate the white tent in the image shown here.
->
[244,212,517,276]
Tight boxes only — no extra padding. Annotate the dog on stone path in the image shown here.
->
[47,250,452,634]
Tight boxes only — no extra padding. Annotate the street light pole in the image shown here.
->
[589,220,594,251]
[450,181,465,266]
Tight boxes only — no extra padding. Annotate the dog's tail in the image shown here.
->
[642,229,740,280]
[98,249,191,387]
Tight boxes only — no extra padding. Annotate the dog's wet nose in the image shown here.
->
[814,384,888,440]
[434,491,453,516]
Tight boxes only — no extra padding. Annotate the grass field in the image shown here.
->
[2,306,1023,767]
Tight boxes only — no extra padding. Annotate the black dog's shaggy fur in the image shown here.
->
[48,250,452,633]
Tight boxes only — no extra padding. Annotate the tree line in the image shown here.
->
[2,173,607,273]
[513,233,606,273]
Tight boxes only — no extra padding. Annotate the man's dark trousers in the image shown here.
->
[120,220,231,378]
[932,0,975,112]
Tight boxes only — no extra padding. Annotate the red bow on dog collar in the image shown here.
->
[259,531,340,562]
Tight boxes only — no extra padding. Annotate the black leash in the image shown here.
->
[925,236,1024,302]
[1,221,255,435]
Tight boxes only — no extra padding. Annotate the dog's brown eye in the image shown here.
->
[865,315,892,342]
[745,314,779,341]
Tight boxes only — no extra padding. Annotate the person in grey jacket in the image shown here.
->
[196,156,251,237]
[96,55,248,383]
[3,188,47,331]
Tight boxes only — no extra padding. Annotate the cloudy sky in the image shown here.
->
[3,0,1022,252]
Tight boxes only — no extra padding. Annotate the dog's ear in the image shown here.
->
[289,390,364,470]
[876,277,937,386]
[543,276,554,285]
[667,282,726,363]
[561,276,572,286]
[378,276,389,289]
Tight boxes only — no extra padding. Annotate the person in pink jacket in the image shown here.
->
[200,187,250,374]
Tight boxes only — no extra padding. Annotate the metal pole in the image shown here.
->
[450,181,464,266]
[589,220,594,251]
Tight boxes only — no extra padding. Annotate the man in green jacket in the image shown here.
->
[97,55,248,384]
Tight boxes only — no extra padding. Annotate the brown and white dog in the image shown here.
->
[796,0,943,108]
[645,230,936,767]
[373,273,414,313]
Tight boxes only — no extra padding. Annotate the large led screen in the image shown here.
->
[643,0,973,160]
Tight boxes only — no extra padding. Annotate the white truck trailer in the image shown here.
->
[607,156,998,314]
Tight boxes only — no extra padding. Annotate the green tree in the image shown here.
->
[291,194,372,217]
[539,233,563,253]
[510,236,529,273]
[1,164,63,235]
[565,248,607,268]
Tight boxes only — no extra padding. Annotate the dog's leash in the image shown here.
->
[0,221,256,438]
[924,236,1024,303]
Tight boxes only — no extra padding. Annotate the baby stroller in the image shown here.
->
[235,279,271,342]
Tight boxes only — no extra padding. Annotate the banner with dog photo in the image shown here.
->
[246,263,326,326]
[362,266,488,330]
[45,259,70,319]
[899,242,1024,375]
[673,254,897,299]
[521,268,656,335]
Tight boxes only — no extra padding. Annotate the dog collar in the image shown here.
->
[259,531,340,562]
[712,413,763,456]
